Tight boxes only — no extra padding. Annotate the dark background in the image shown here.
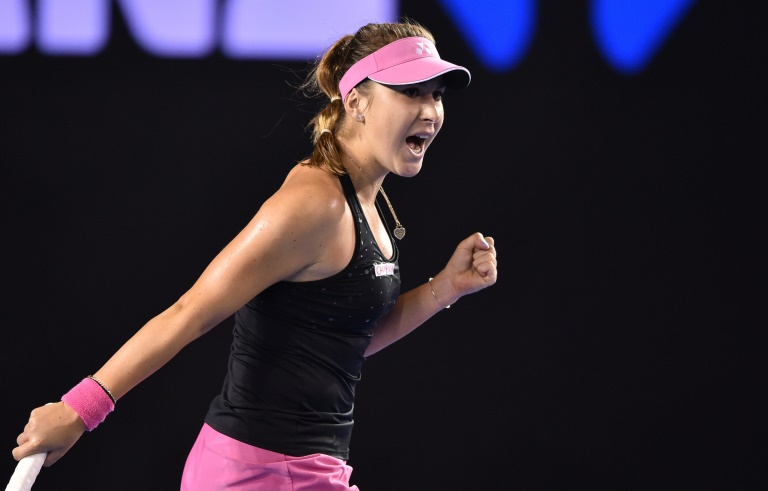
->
[2,1,765,489]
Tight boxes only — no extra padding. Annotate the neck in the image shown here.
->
[342,149,385,202]
[340,145,407,240]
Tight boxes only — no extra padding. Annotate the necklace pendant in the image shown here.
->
[393,225,406,240]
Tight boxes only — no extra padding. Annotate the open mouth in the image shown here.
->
[406,135,427,155]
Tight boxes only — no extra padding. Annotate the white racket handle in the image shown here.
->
[6,452,46,491]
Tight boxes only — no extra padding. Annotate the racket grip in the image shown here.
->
[6,453,46,491]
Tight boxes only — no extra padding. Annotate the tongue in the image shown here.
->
[406,136,421,150]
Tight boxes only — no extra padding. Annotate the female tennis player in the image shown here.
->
[11,19,497,490]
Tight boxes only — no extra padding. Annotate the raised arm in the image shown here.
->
[365,233,497,356]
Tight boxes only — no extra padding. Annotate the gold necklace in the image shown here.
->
[349,158,406,240]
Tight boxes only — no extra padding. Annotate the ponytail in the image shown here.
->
[306,96,347,176]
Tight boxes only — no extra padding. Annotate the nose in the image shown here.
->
[419,97,441,123]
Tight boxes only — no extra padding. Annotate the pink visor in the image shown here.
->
[339,36,471,102]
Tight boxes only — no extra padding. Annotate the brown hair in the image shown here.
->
[301,19,435,175]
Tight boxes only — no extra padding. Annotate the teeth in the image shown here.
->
[406,135,427,154]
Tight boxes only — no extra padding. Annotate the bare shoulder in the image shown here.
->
[164,164,352,323]
[269,164,347,226]
[244,164,352,281]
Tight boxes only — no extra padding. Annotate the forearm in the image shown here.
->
[365,274,456,356]
[10,300,217,465]
[91,302,210,400]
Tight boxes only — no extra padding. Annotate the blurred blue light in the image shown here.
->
[0,0,31,53]
[1,0,698,75]
[38,0,109,55]
[439,0,536,72]
[118,0,217,57]
[591,0,697,74]
[221,0,397,59]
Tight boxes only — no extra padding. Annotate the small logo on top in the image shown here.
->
[374,263,395,277]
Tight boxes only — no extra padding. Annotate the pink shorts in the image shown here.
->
[181,423,360,491]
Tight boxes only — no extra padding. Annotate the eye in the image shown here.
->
[402,87,420,97]
[433,90,444,101]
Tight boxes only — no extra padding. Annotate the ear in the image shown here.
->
[344,88,367,121]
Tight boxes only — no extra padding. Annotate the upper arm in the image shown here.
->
[172,172,346,335]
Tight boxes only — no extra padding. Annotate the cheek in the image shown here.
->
[381,112,410,137]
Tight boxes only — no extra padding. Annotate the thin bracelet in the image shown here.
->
[87,375,117,405]
[428,277,451,309]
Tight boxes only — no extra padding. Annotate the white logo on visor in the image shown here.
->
[374,263,395,277]
[415,42,432,56]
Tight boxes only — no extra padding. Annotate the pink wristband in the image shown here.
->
[61,377,115,431]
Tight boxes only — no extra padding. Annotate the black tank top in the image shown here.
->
[205,173,401,460]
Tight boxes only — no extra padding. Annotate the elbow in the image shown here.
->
[172,288,235,337]
[163,297,217,342]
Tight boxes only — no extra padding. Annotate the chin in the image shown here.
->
[394,156,423,177]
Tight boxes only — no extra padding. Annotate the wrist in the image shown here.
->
[61,376,115,431]
[59,401,88,432]
[428,275,458,309]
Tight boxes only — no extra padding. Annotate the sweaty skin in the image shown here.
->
[12,79,498,468]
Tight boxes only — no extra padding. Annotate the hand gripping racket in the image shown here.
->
[7,402,54,491]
